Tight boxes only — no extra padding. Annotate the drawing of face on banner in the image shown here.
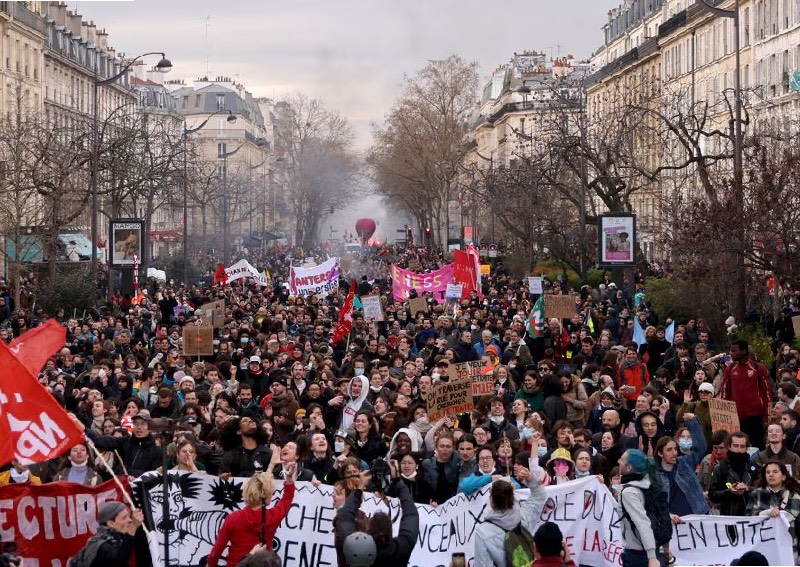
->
[137,472,243,565]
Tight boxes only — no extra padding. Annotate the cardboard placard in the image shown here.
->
[361,295,384,322]
[793,315,800,337]
[196,299,225,328]
[528,277,543,295]
[183,326,214,357]
[480,264,491,275]
[446,361,494,400]
[708,398,740,434]
[408,297,429,316]
[544,294,575,320]
[426,379,473,422]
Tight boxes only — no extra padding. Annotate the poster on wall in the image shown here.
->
[598,213,636,265]
[109,219,144,267]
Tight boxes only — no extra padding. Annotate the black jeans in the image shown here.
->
[740,415,765,449]
[621,549,667,567]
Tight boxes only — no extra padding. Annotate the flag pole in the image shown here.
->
[86,439,150,535]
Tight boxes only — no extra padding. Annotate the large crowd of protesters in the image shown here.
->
[1,243,799,567]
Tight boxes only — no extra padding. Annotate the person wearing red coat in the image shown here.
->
[207,463,297,567]
[720,339,772,449]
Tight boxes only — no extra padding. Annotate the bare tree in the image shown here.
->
[274,93,359,249]
[369,54,480,249]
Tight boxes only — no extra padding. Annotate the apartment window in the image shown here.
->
[217,142,227,158]
[743,7,751,46]
[182,95,188,109]
[216,94,225,110]
[195,94,201,108]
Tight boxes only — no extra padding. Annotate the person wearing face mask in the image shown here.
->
[54,442,103,485]
[697,430,730,494]
[545,449,575,485]
[387,452,432,504]
[654,416,709,524]
[708,431,760,515]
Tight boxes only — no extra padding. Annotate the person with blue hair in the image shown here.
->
[617,449,671,567]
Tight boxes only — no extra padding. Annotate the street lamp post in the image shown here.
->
[182,110,237,285]
[91,52,171,283]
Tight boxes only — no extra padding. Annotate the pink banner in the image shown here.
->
[391,263,454,301]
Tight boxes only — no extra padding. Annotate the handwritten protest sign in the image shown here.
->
[793,315,800,337]
[447,360,494,400]
[408,297,429,316]
[183,326,214,357]
[360,295,384,321]
[545,294,575,320]
[426,379,473,421]
[708,398,740,434]
[445,283,463,299]
[528,276,543,295]
[196,299,225,328]
[480,264,491,275]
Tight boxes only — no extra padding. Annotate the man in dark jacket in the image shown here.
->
[70,501,144,566]
[219,416,273,479]
[708,431,759,515]
[84,412,163,477]
[336,475,419,567]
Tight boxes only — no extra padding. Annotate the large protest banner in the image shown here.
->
[137,474,794,567]
[391,263,454,302]
[0,478,130,566]
[289,257,340,297]
[426,380,472,421]
[225,259,268,286]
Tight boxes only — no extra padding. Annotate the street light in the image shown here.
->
[91,52,171,283]
[182,109,237,285]
[219,138,267,265]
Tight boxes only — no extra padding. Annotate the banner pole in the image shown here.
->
[85,439,150,535]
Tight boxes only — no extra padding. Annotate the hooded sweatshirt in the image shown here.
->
[339,375,370,432]
[386,427,422,459]
[618,474,658,559]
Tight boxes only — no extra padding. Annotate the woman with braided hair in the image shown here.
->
[207,462,297,567]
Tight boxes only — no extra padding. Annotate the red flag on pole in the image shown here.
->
[9,319,66,377]
[453,249,479,300]
[0,338,84,467]
[331,280,356,344]
[213,262,228,285]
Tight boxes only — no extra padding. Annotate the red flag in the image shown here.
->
[213,262,228,285]
[453,249,480,300]
[331,280,356,344]
[0,339,84,467]
[9,319,66,377]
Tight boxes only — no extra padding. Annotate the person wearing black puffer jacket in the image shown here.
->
[81,412,163,477]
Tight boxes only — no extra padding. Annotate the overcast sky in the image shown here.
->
[71,0,620,237]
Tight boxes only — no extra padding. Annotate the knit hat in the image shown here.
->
[98,501,127,525]
[698,382,714,394]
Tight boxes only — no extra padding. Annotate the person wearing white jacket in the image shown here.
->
[473,456,546,567]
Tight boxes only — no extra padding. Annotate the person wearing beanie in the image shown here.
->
[70,501,144,566]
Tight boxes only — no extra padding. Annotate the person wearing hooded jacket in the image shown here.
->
[334,375,372,432]
[633,411,665,458]
[473,456,546,567]
[385,427,422,459]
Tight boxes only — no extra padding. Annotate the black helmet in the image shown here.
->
[343,531,376,567]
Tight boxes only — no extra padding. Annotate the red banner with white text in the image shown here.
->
[0,478,130,566]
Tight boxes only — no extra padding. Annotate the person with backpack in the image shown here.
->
[473,454,546,567]
[617,449,672,567]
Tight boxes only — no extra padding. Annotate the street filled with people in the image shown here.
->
[0,243,799,567]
